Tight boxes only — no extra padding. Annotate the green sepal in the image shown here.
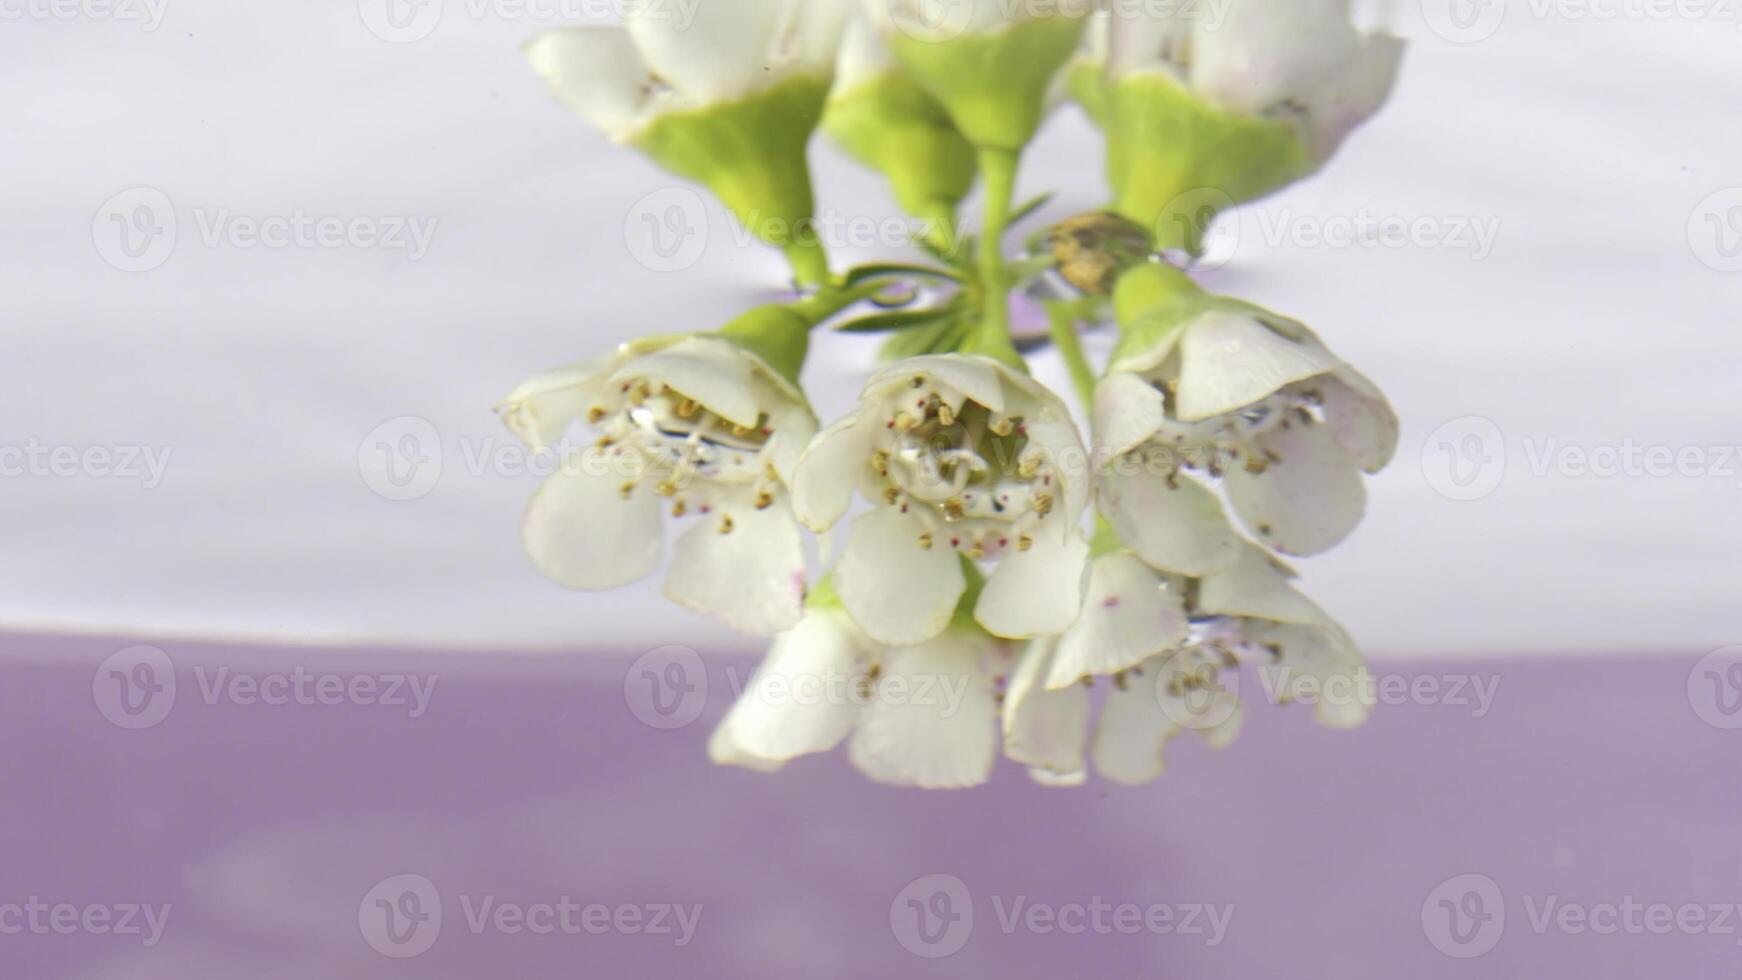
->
[806,573,844,612]
[1104,73,1312,254]
[632,75,832,253]
[889,16,1088,151]
[712,304,812,391]
[1108,262,1293,370]
[948,556,989,633]
[1066,59,1110,128]
[825,71,977,224]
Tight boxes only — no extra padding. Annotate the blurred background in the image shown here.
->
[2,2,1738,978]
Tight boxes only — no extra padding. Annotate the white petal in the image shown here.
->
[664,497,807,635]
[1046,553,1187,689]
[522,452,662,590]
[708,715,786,772]
[1092,371,1167,460]
[1319,370,1398,473]
[1187,0,1363,113]
[1003,640,1089,784]
[871,354,1006,414]
[790,411,874,532]
[1173,311,1342,421]
[835,505,965,646]
[717,610,873,762]
[1106,2,1192,79]
[849,632,999,789]
[524,27,656,141]
[1197,544,1335,630]
[1195,695,1245,750]
[835,13,894,91]
[1099,465,1241,576]
[496,355,615,450]
[975,528,1090,639]
[1090,672,1179,785]
[777,0,854,77]
[625,0,784,103]
[1251,622,1372,729]
[1298,33,1405,160]
[1225,418,1366,556]
[612,337,763,429]
[1020,415,1092,524]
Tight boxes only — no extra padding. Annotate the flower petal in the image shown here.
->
[872,354,1006,415]
[1046,553,1187,689]
[1298,32,1405,160]
[1173,310,1341,421]
[976,527,1090,639]
[1090,670,1180,785]
[1099,464,1241,576]
[707,716,787,773]
[1187,0,1363,114]
[849,632,998,789]
[715,610,874,763]
[1319,370,1398,473]
[1252,622,1373,729]
[497,354,616,450]
[1225,418,1366,556]
[522,452,662,590]
[1092,371,1167,460]
[790,411,874,532]
[626,0,784,103]
[835,505,965,646]
[612,337,763,429]
[1003,640,1089,784]
[524,27,657,141]
[1197,544,1336,630]
[664,497,807,635]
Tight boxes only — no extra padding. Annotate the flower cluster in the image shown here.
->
[504,0,1402,788]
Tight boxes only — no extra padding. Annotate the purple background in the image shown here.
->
[5,632,1737,978]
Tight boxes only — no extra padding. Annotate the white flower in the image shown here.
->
[1003,544,1373,786]
[499,333,817,635]
[525,0,850,144]
[1106,0,1403,162]
[710,607,1010,789]
[1096,265,1397,564]
[792,355,1091,646]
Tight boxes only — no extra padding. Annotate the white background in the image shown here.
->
[1,1,1737,658]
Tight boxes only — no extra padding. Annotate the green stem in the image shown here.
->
[786,277,903,327]
[1046,302,1098,409]
[783,237,833,291]
[973,147,1020,361]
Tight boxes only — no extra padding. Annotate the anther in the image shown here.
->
[587,407,607,424]
[754,491,774,510]
[718,515,735,535]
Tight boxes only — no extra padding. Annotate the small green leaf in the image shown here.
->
[835,305,959,334]
[844,262,963,287]
[1008,192,1055,228]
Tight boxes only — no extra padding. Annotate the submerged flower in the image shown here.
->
[710,603,1010,789]
[525,0,852,281]
[792,355,1090,646]
[1082,0,1404,251]
[499,312,818,635]
[1095,263,1397,564]
[1004,544,1373,786]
